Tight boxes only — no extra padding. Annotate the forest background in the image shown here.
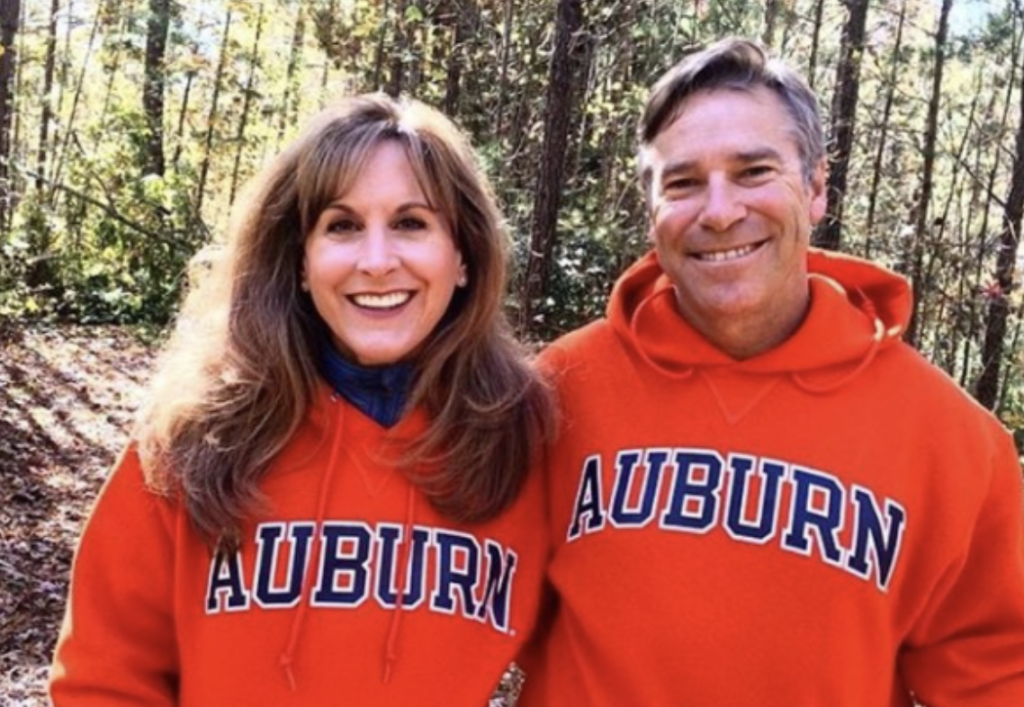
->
[1,0,1023,704]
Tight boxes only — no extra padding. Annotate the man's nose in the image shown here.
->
[697,177,746,232]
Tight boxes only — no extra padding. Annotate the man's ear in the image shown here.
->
[809,159,828,225]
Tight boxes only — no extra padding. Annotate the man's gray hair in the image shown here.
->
[638,38,824,190]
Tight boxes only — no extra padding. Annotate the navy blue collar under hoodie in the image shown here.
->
[318,341,413,428]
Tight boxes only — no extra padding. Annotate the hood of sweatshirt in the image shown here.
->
[609,247,912,386]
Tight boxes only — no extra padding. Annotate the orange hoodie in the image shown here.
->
[519,249,1024,706]
[50,386,546,706]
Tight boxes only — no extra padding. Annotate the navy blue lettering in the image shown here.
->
[610,449,668,528]
[432,531,480,618]
[661,449,722,532]
[476,541,517,632]
[783,467,845,566]
[253,523,314,608]
[205,550,249,613]
[567,455,606,540]
[313,522,371,606]
[847,485,907,590]
[724,456,786,544]
[374,524,429,609]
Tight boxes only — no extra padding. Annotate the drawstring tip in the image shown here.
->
[382,660,394,684]
[280,654,298,692]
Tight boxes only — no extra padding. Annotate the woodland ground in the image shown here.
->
[0,324,523,707]
[1,324,156,706]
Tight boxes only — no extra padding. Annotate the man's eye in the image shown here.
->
[742,165,773,179]
[665,178,697,191]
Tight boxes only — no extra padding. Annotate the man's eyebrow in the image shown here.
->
[736,147,784,163]
[660,160,696,179]
[659,148,785,179]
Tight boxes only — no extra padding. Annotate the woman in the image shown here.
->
[50,94,553,706]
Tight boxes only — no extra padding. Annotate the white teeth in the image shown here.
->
[698,244,758,262]
[352,292,411,309]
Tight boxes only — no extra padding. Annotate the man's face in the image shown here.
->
[643,86,826,357]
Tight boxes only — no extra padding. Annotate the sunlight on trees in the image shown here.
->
[1,0,1023,426]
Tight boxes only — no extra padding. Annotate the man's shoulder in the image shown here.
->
[544,318,615,354]
[880,341,1008,432]
[536,318,624,382]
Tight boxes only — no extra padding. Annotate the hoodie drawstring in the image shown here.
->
[792,292,884,394]
[279,398,345,691]
[383,483,417,683]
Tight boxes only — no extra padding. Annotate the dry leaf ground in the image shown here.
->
[1,324,156,706]
[0,324,523,707]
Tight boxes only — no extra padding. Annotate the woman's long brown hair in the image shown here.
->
[137,94,554,548]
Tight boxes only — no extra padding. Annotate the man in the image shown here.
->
[518,38,1024,706]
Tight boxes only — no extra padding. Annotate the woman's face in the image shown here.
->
[302,141,465,366]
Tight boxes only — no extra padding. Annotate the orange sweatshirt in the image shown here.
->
[519,249,1024,706]
[50,386,546,706]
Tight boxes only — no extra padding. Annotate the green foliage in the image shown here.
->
[2,0,1023,421]
[2,102,204,324]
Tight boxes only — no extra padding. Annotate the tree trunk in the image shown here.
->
[372,0,390,92]
[976,44,1024,409]
[172,44,198,167]
[318,0,337,95]
[35,0,59,194]
[7,0,23,213]
[387,0,407,97]
[816,0,870,252]
[229,2,265,204]
[92,10,127,154]
[142,0,170,177]
[960,97,1002,388]
[762,0,780,48]
[904,0,953,347]
[961,25,1022,389]
[806,0,826,90]
[49,3,102,202]
[863,0,906,257]
[443,0,465,116]
[508,13,542,178]
[925,88,977,373]
[276,3,306,149]
[195,7,233,219]
[0,0,21,229]
[518,0,586,334]
[494,0,515,139]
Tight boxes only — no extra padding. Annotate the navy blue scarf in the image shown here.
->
[319,341,413,429]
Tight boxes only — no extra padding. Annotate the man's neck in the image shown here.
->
[680,291,811,361]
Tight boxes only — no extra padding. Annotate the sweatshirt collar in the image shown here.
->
[318,341,413,428]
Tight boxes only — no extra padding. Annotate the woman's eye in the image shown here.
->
[326,218,360,234]
[395,216,427,231]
